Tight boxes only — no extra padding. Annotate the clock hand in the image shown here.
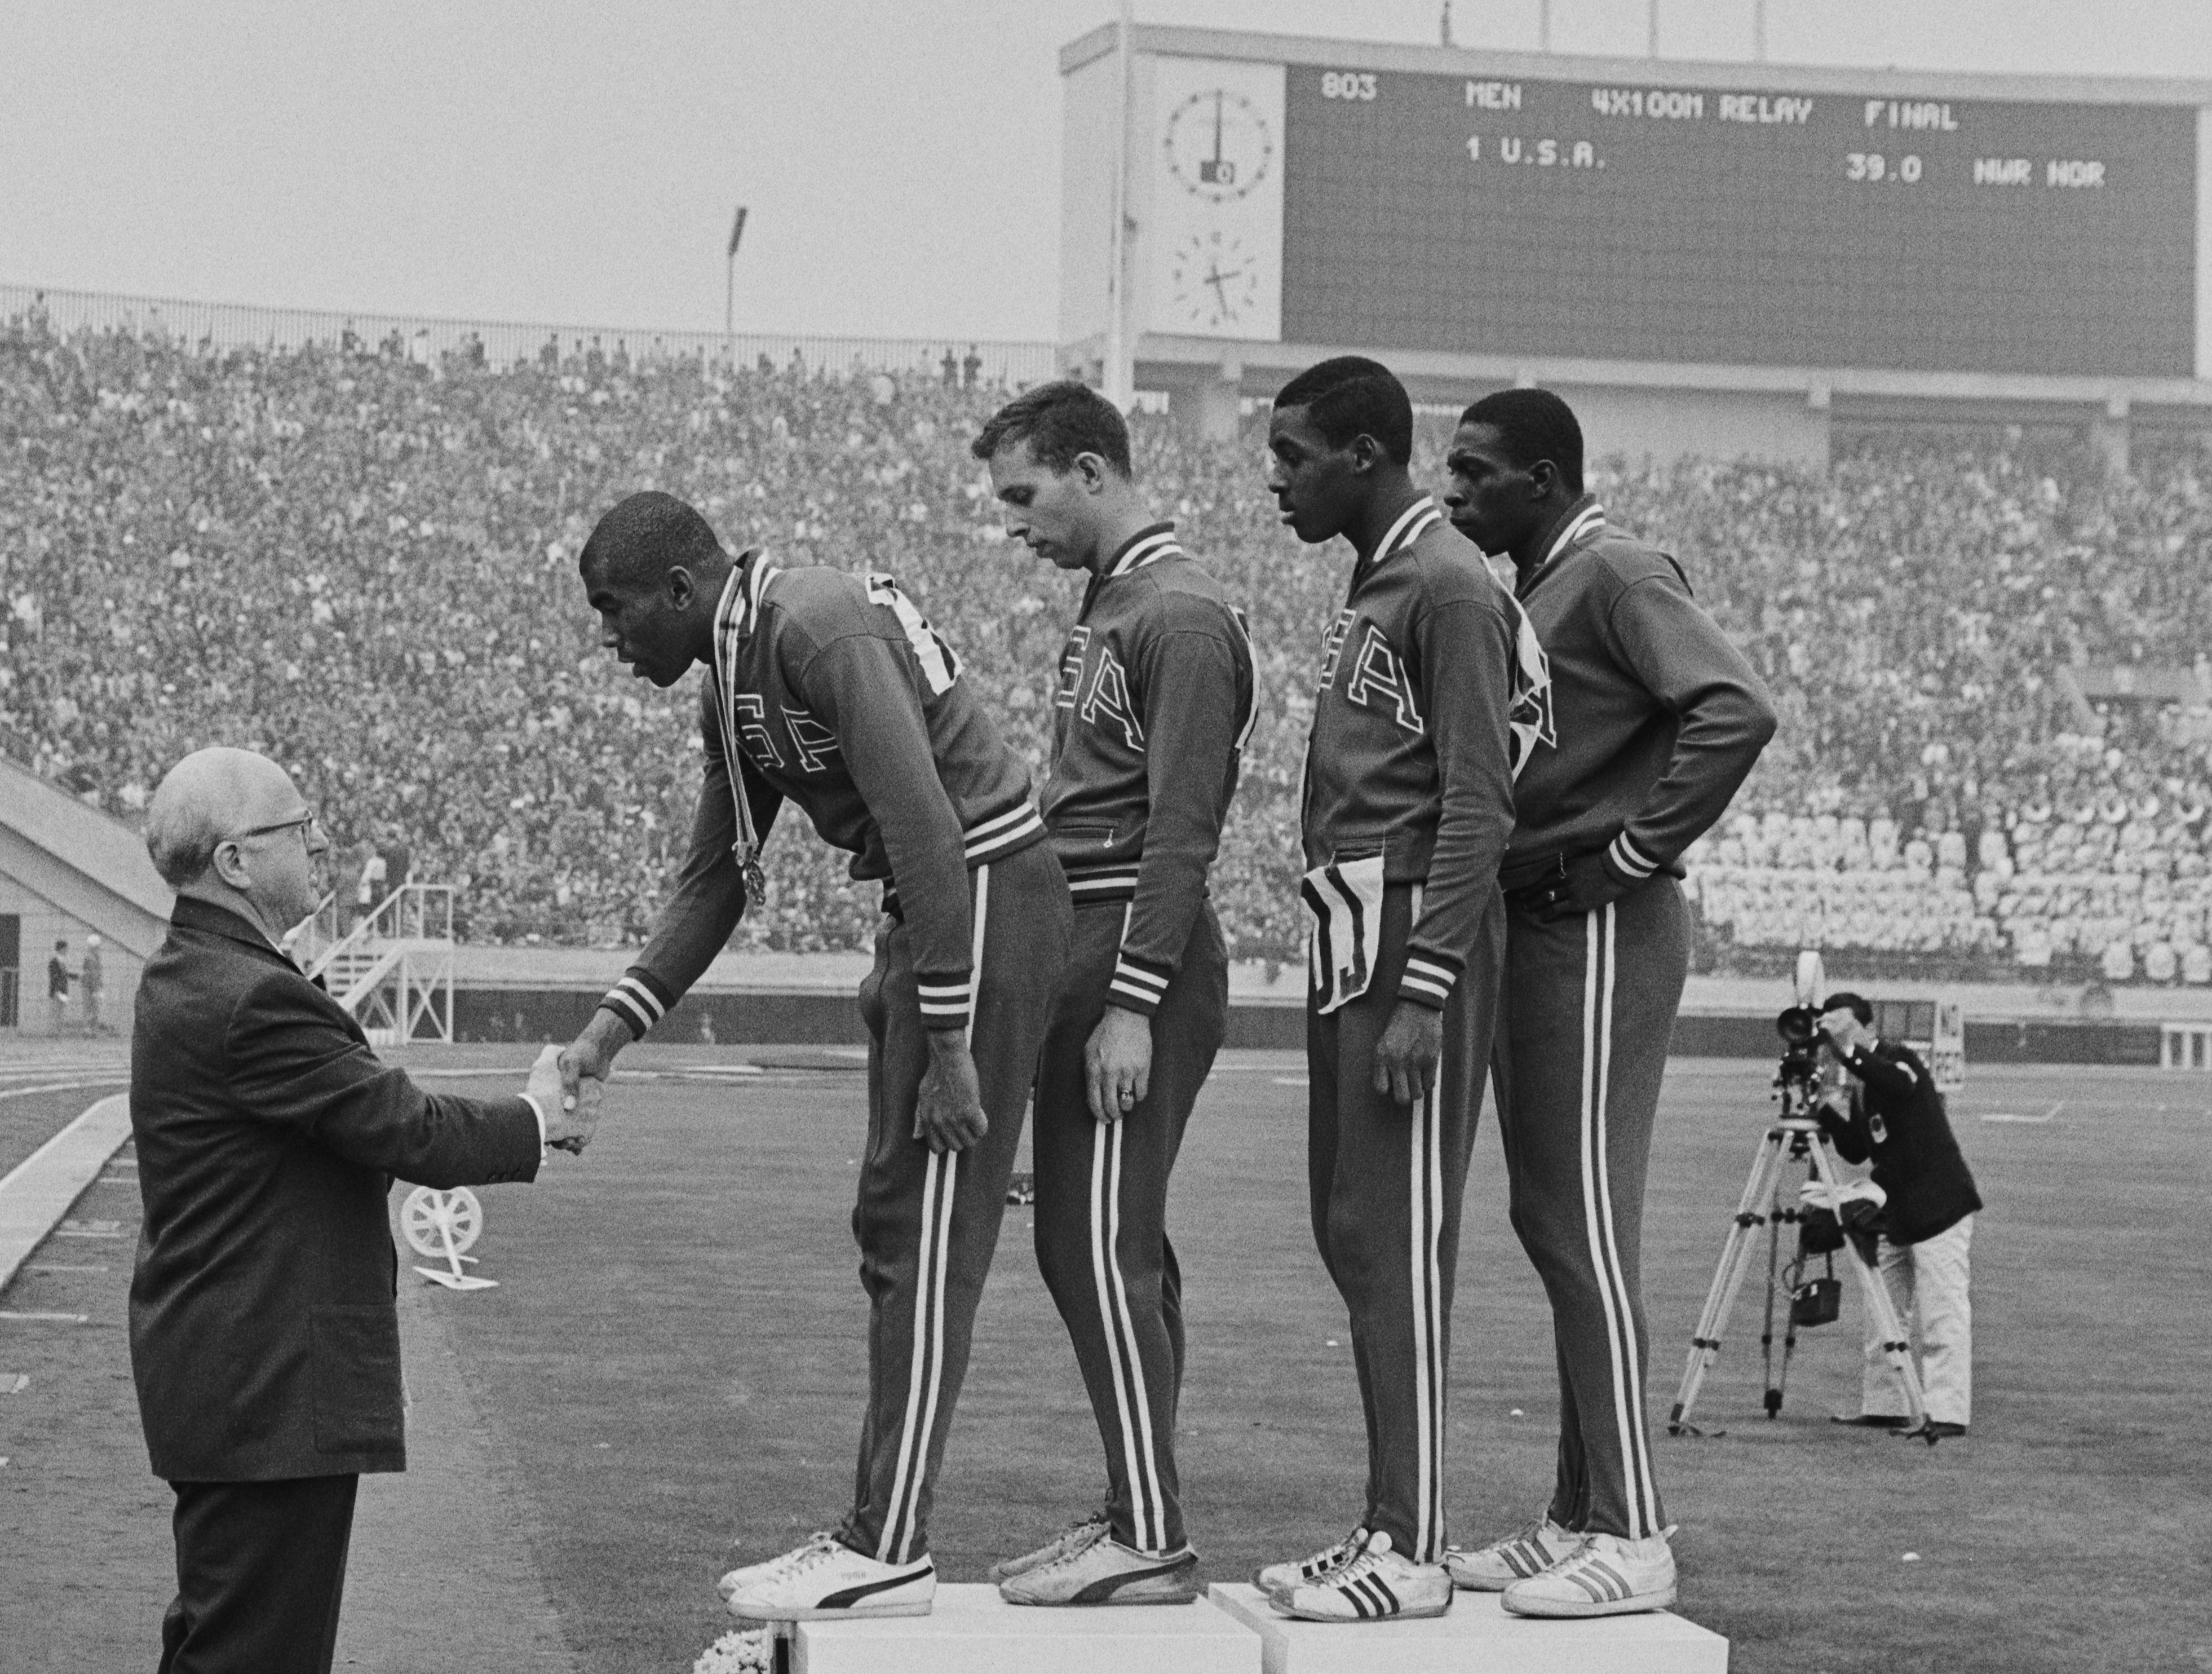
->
[1211,92,1223,164]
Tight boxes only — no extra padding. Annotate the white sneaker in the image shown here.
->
[716,1531,936,1621]
[1444,1515,1584,1591]
[1269,1529,1452,1623]
[1501,1530,1676,1618]
[988,1512,1111,1583]
[1255,1524,1368,1596]
[999,1536,1200,1606]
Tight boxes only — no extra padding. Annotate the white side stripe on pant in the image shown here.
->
[1090,1116,1167,1552]
[877,864,992,1564]
[1406,882,1446,1563]
[1578,903,1662,1541]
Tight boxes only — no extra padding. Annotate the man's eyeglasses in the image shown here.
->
[228,810,322,845]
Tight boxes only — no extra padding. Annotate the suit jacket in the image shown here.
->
[128,896,542,1482]
[1815,1037,1983,1246]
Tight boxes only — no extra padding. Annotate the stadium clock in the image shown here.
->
[1169,231,1261,330]
[1165,88,1273,202]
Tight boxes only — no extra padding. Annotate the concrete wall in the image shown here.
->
[1558,382,1832,471]
[0,873,140,1037]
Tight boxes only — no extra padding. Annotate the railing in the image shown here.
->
[305,883,457,1044]
[1,281,1061,388]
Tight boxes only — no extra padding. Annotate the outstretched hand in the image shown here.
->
[529,1043,601,1154]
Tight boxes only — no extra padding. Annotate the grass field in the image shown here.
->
[407,1046,2209,1673]
[4,1045,2208,1672]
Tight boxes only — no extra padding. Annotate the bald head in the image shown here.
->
[146,747,298,887]
[578,491,724,589]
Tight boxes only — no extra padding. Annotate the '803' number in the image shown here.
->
[1320,71,1378,101]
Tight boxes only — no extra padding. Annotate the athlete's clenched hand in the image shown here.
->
[1085,1004,1154,1123]
[915,1030,989,1152]
[1527,852,1627,922]
[1373,1000,1444,1107]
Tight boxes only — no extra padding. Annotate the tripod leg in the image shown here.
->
[1809,1138,1928,1428]
[1760,1190,1785,1417]
[1670,1132,1787,1433]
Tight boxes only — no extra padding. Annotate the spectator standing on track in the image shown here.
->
[47,938,72,1036]
[972,382,1255,1606]
[1440,388,1775,1619]
[1815,991,1982,1440]
[127,745,591,1674]
[80,934,104,1033]
[558,491,1072,1625]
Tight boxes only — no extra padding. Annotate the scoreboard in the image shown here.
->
[1086,39,2212,384]
[1282,67,2195,378]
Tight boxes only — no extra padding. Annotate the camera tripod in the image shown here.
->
[1668,1113,1930,1439]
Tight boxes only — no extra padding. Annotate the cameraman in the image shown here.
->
[1812,992,1983,1439]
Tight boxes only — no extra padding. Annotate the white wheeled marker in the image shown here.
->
[401,1185,498,1290]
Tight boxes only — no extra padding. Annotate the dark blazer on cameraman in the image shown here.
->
[1815,1036,1981,1246]
[128,895,542,1482]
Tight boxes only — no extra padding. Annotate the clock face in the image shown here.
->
[1170,231,1260,331]
[1164,89,1273,204]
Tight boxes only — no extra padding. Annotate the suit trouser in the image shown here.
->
[157,1474,359,1674]
[1306,882,1502,1564]
[1494,879,1687,1542]
[1032,899,1227,1554]
[847,842,1072,1563]
[1861,1215,1974,1426]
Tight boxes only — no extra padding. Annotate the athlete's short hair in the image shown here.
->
[1458,387,1585,496]
[579,490,723,587]
[971,380,1132,478]
[1821,991,1875,1027]
[1272,356,1413,467]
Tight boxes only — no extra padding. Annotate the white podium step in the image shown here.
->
[792,1583,1263,1674]
[1207,1582,1729,1674]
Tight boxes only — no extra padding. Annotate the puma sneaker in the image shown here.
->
[999,1536,1200,1606]
[717,1531,935,1621]
[1269,1529,1452,1623]
[1255,1525,1368,1596]
[988,1512,1111,1584]
[1501,1530,1676,1618]
[1444,1514,1585,1590]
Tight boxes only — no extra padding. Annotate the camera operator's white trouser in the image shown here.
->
[1861,1214,1974,1426]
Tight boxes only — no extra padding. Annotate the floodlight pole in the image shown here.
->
[1648,0,1659,56]
[1753,0,1767,61]
[1103,0,1135,409]
[1538,0,1551,52]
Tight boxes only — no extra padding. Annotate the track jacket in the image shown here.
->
[1301,496,1520,1013]
[601,554,1042,1038]
[1504,494,1777,894]
[1041,523,1255,1016]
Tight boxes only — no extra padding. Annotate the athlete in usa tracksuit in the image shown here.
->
[595,554,1072,1571]
[1299,495,1523,1567]
[1031,523,1255,1562]
[1496,495,1775,1549]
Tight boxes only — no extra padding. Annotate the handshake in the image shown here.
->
[519,1010,634,1155]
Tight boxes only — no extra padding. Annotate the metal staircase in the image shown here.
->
[302,884,457,1045]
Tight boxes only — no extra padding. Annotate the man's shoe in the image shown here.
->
[1830,1413,1914,1430]
[717,1532,935,1621]
[988,1513,1110,1583]
[1900,1419,1967,1440]
[999,1537,1200,1606]
[1269,1530,1452,1623]
[1255,1525,1368,1596]
[1444,1516,1584,1591]
[1501,1531,1676,1619]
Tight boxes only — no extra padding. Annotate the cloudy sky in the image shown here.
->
[4,0,2209,341]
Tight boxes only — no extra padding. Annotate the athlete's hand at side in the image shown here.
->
[555,1009,630,1151]
[1373,1001,1444,1107]
[1530,852,1628,923]
[915,1030,988,1152]
[1085,1005,1153,1123]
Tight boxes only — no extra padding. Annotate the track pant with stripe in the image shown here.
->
[845,842,1073,1564]
[1306,881,1503,1565]
[1493,878,1688,1542]
[1032,899,1228,1556]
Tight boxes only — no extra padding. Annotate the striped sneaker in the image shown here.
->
[988,1513,1111,1584]
[1269,1529,1452,1623]
[1255,1525,1368,1597]
[716,1531,935,1621]
[1444,1515,1584,1591]
[1501,1530,1676,1619]
[998,1536,1200,1606]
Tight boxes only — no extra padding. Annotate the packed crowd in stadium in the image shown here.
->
[5,305,2210,979]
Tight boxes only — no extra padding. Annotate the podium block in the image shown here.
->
[793,1583,1264,1674]
[1207,1583,1728,1674]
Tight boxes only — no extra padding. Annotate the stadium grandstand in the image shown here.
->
[4,282,2212,995]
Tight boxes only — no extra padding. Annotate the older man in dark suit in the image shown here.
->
[130,747,597,1674]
